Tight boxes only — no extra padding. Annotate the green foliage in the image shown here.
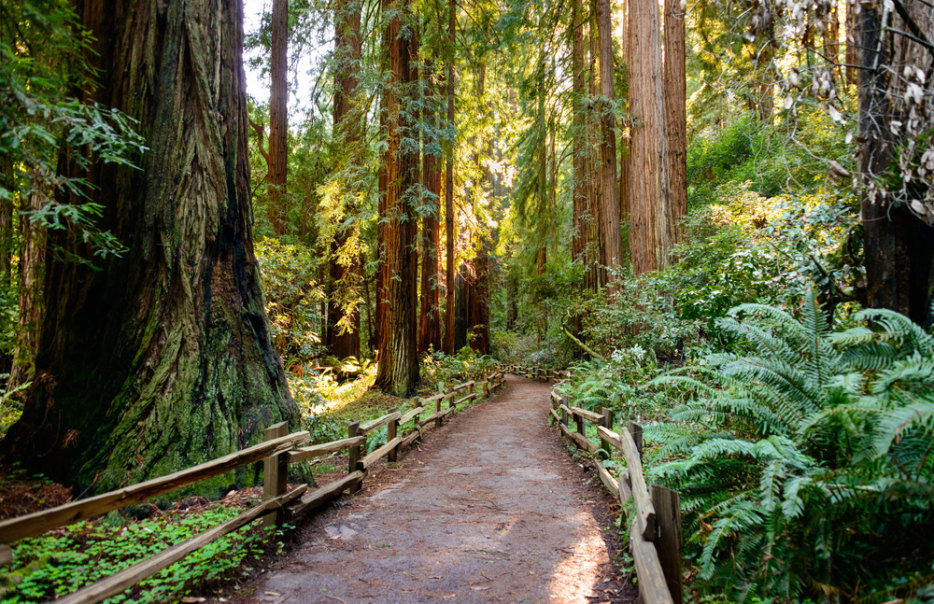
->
[0,0,146,264]
[649,294,934,601]
[255,237,325,369]
[0,504,282,603]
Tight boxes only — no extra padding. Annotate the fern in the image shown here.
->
[651,291,934,600]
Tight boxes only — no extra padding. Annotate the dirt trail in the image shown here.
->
[236,376,632,603]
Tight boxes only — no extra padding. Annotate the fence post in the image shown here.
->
[436,395,445,427]
[652,485,684,604]
[263,422,289,528]
[628,420,644,459]
[599,407,613,461]
[560,393,569,428]
[387,407,399,463]
[348,421,363,493]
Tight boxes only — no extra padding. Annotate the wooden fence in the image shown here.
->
[0,370,506,604]
[497,363,570,382]
[549,387,682,604]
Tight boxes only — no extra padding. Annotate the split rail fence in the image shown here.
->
[506,364,682,604]
[0,371,505,604]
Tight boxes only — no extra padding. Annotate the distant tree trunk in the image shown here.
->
[375,0,419,395]
[0,0,301,493]
[857,0,934,327]
[587,18,606,288]
[571,0,587,271]
[664,0,687,242]
[327,0,363,360]
[467,250,491,354]
[418,67,442,353]
[628,0,670,274]
[844,0,859,85]
[443,0,457,355]
[7,184,45,390]
[595,0,622,279]
[267,0,289,236]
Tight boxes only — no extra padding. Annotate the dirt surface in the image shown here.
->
[228,376,635,603]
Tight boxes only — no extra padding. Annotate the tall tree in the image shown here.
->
[0,0,301,492]
[594,0,622,279]
[375,0,419,394]
[628,0,670,274]
[664,0,687,242]
[328,0,363,359]
[443,0,457,355]
[418,65,443,353]
[268,0,289,235]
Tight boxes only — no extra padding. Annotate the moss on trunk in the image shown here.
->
[0,0,307,494]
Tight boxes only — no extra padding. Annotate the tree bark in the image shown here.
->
[595,0,622,279]
[418,67,443,353]
[0,0,302,493]
[327,0,363,360]
[858,0,934,326]
[443,0,457,355]
[664,0,687,242]
[267,0,289,236]
[375,0,419,395]
[628,0,670,274]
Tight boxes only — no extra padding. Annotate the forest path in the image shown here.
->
[233,376,632,603]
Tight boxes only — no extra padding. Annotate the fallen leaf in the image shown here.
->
[264,592,282,597]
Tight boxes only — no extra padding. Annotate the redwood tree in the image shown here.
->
[628,0,670,274]
[327,0,363,359]
[443,0,457,355]
[418,67,443,353]
[267,0,289,235]
[0,0,301,492]
[375,0,419,394]
[664,0,687,242]
[595,0,622,278]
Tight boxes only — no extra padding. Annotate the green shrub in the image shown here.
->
[650,295,934,601]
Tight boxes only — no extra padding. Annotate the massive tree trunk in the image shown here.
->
[628,0,670,274]
[0,0,301,493]
[595,0,622,279]
[327,0,363,360]
[443,0,457,355]
[418,67,443,353]
[375,0,419,395]
[587,18,606,288]
[663,0,687,242]
[7,183,45,389]
[858,0,934,327]
[267,0,289,236]
[571,0,587,273]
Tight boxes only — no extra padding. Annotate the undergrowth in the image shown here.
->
[0,502,289,603]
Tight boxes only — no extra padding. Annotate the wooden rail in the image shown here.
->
[0,369,507,603]
[550,389,683,604]
[498,363,570,382]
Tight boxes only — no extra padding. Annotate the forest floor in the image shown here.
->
[214,376,636,603]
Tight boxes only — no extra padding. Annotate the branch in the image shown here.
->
[249,119,271,165]
[890,0,934,59]
[562,327,606,362]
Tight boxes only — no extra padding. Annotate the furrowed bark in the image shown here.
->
[0,0,303,494]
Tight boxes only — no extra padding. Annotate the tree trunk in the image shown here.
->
[267,0,289,236]
[418,67,443,353]
[327,0,363,360]
[664,0,687,242]
[858,0,934,327]
[7,183,45,390]
[375,0,419,395]
[443,0,456,355]
[587,18,606,288]
[571,0,587,272]
[595,0,622,279]
[0,0,302,494]
[628,0,670,274]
